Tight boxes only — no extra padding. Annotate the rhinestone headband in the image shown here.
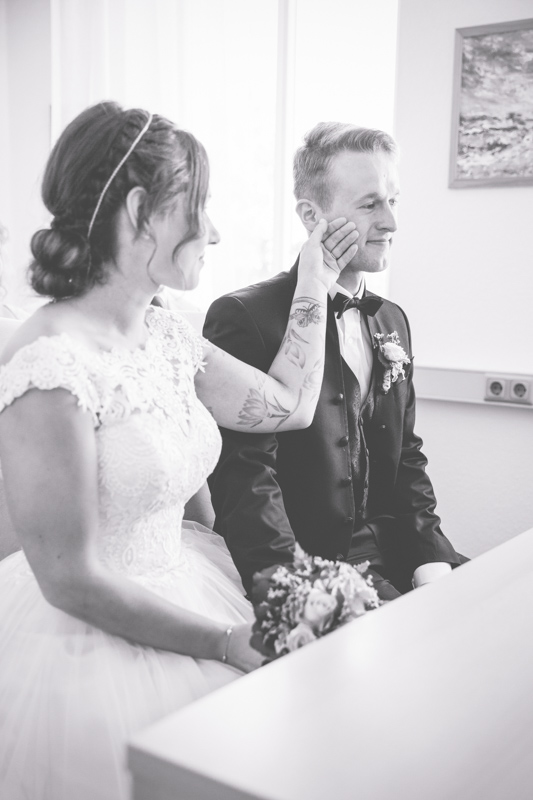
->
[87,113,153,238]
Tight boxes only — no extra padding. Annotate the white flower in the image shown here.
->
[302,588,338,632]
[349,596,368,616]
[381,342,407,362]
[285,622,317,652]
[373,331,410,394]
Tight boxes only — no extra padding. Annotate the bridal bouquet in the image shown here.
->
[250,545,381,661]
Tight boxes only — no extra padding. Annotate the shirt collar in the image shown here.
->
[328,277,365,302]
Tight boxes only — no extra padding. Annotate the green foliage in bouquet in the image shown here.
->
[250,545,381,661]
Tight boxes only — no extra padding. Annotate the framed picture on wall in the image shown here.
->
[449,18,533,188]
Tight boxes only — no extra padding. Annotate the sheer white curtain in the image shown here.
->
[0,0,13,301]
[51,0,186,135]
[51,0,278,309]
[51,0,398,310]
[2,0,53,311]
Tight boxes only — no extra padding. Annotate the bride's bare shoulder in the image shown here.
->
[0,302,72,365]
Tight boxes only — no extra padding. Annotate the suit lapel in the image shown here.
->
[363,291,412,416]
[364,291,391,407]
[364,289,387,342]
[287,259,299,288]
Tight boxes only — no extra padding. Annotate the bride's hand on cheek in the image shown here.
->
[298,217,359,291]
[225,623,264,673]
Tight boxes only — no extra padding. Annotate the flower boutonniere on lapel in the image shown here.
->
[373,331,410,394]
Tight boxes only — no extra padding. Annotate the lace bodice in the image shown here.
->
[0,307,221,579]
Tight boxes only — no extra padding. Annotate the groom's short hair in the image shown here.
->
[293,122,398,209]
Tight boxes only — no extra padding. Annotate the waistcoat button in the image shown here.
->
[340,476,352,487]
[338,435,349,446]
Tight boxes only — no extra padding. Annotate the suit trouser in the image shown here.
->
[346,525,403,602]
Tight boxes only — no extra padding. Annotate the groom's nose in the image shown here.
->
[377,203,398,232]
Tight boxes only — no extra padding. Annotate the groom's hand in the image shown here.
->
[412,562,453,588]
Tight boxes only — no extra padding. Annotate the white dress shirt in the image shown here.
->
[329,280,373,402]
[329,281,452,588]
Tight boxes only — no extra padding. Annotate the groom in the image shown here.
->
[204,122,464,600]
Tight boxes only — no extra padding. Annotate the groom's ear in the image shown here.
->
[295,199,323,233]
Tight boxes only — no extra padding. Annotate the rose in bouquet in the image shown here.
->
[250,545,381,661]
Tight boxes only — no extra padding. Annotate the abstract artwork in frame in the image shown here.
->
[449,18,533,188]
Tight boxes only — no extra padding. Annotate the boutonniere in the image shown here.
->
[373,331,410,394]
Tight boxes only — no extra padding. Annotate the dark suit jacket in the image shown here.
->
[204,264,462,594]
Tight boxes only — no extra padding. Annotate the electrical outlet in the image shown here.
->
[509,378,532,405]
[484,375,532,405]
[485,376,508,402]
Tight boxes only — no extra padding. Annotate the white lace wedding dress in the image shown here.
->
[0,306,252,800]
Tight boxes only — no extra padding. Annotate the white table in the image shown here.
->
[129,527,533,800]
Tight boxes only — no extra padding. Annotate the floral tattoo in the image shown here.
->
[281,298,325,370]
[238,388,302,429]
[237,297,325,428]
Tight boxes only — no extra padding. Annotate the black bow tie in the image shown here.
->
[331,292,383,319]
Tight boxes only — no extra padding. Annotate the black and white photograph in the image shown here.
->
[0,1,532,799]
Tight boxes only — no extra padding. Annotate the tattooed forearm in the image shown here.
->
[280,299,325,370]
[281,325,308,369]
[302,358,323,395]
[238,387,302,429]
[198,273,328,432]
[236,302,324,429]
[254,369,267,390]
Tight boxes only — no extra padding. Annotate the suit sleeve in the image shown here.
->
[368,309,464,581]
[203,295,296,594]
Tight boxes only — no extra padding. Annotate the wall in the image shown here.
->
[416,400,533,557]
[393,0,533,373]
[394,0,533,556]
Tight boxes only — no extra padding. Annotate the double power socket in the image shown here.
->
[485,375,532,405]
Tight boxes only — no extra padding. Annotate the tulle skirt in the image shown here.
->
[0,523,252,800]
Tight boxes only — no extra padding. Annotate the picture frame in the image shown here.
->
[449,18,533,188]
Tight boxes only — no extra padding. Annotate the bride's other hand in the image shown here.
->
[298,217,358,291]
[225,623,264,673]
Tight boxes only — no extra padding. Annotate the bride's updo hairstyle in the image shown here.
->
[30,101,209,299]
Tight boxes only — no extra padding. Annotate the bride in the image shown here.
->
[0,102,358,799]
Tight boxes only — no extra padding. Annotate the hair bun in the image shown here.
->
[30,226,91,299]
